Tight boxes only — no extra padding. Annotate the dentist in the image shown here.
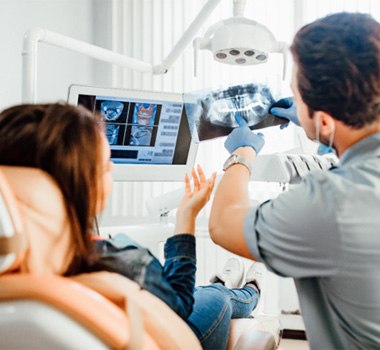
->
[210,12,380,350]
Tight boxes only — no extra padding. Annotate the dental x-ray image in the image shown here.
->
[129,125,153,146]
[132,103,157,126]
[105,124,121,145]
[99,100,128,145]
[100,101,124,121]
[184,83,288,141]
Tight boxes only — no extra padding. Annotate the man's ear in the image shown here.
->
[315,111,335,138]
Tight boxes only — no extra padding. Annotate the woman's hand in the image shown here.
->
[174,165,217,235]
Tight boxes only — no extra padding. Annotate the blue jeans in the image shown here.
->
[188,284,259,350]
[92,233,259,349]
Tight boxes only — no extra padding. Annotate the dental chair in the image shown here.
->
[0,166,278,350]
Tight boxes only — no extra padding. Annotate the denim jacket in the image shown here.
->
[92,233,196,320]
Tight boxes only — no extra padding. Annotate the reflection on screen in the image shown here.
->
[78,94,189,165]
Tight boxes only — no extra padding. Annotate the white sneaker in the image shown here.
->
[245,261,266,294]
[210,257,245,289]
[245,262,267,317]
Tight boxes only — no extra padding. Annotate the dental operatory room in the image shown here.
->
[2,0,380,349]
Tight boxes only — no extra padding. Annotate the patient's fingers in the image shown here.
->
[192,168,200,191]
[184,174,191,194]
[187,166,216,198]
[197,164,207,186]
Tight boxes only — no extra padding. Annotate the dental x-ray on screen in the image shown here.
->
[67,85,198,181]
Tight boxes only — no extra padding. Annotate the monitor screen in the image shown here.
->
[67,85,198,181]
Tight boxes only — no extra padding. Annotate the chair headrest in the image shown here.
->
[0,166,74,275]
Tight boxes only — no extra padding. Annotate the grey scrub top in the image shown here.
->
[244,132,380,350]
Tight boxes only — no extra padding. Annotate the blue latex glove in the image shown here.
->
[269,97,300,128]
[224,113,265,154]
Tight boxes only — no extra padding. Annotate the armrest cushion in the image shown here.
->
[234,330,275,350]
[73,271,202,350]
[228,317,281,350]
[0,274,132,349]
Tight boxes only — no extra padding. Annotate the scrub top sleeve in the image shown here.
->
[244,172,340,278]
[244,205,265,261]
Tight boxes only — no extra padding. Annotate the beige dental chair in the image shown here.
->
[0,166,278,350]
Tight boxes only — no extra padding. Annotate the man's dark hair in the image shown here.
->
[291,12,380,128]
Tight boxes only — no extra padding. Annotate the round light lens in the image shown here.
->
[216,52,227,59]
[256,54,267,61]
[229,49,240,56]
[236,58,246,64]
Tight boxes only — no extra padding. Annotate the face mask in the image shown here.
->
[317,143,334,155]
[315,114,336,155]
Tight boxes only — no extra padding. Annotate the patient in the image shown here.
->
[0,103,262,350]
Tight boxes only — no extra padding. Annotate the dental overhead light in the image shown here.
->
[193,0,287,77]
[22,0,287,103]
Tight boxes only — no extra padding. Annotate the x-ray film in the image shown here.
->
[184,83,288,141]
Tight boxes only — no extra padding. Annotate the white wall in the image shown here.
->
[0,0,100,110]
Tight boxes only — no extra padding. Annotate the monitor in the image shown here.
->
[67,85,198,181]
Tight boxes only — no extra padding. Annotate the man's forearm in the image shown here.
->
[209,147,256,258]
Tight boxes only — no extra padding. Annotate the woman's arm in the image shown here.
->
[159,165,216,318]
[174,165,216,235]
[90,166,216,320]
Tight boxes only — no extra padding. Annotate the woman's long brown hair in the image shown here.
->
[0,103,103,274]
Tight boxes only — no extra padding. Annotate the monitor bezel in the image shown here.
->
[67,84,198,182]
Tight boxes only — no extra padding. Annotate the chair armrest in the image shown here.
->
[0,274,131,349]
[228,316,281,350]
[73,271,202,350]
[234,330,276,350]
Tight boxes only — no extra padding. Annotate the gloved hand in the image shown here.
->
[224,113,265,154]
[269,97,300,128]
